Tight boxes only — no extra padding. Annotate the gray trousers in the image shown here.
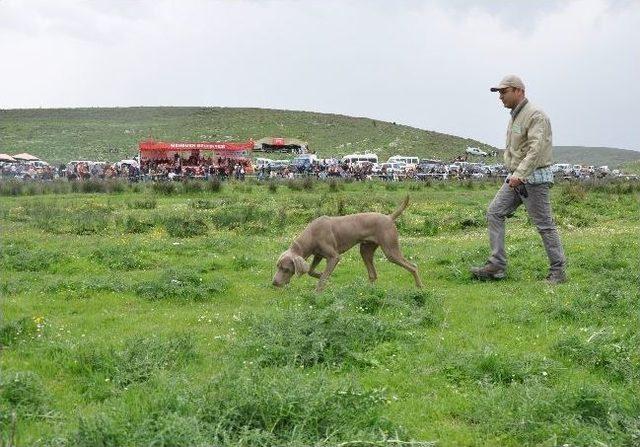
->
[487,182,566,273]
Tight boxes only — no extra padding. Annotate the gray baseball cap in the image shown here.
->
[490,75,525,92]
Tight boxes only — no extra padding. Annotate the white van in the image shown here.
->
[387,155,419,168]
[341,152,378,165]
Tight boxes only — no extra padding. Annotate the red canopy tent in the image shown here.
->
[138,139,253,161]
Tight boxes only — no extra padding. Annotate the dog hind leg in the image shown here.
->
[359,242,378,282]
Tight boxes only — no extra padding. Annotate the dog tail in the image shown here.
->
[390,195,410,220]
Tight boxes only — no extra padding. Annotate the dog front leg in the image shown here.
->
[316,255,340,292]
[308,254,323,279]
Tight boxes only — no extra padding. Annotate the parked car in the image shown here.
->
[292,154,318,168]
[254,157,274,170]
[267,159,292,171]
[465,147,488,156]
[379,162,407,174]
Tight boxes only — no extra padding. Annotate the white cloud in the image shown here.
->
[0,0,638,150]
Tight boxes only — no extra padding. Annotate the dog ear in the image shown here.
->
[293,256,309,276]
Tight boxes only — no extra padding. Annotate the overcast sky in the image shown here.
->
[1,0,638,150]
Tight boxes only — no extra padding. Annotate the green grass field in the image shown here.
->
[1,178,639,446]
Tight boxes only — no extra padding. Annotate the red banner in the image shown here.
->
[139,139,253,161]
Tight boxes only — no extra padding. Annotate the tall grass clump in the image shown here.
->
[126,196,157,209]
[462,381,636,446]
[206,177,222,192]
[195,368,401,446]
[151,181,177,195]
[134,269,228,302]
[238,286,442,368]
[90,245,152,270]
[441,349,556,385]
[0,246,64,272]
[163,215,208,237]
[0,317,38,347]
[62,370,404,447]
[327,178,340,192]
[0,180,26,196]
[208,204,274,230]
[238,305,393,368]
[0,371,50,423]
[182,179,204,193]
[286,179,304,191]
[70,334,197,391]
[552,329,639,382]
[122,215,154,234]
[559,181,587,204]
[190,199,217,209]
[72,206,112,235]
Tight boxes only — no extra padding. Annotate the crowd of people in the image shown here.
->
[0,154,633,183]
[141,155,251,181]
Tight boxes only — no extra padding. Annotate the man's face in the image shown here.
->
[498,87,522,109]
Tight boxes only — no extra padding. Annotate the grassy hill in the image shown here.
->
[553,146,640,168]
[0,107,498,165]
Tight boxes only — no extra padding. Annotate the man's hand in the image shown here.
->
[508,176,523,188]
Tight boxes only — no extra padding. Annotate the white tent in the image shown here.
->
[0,153,17,162]
[12,153,40,161]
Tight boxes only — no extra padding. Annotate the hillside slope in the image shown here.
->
[553,146,640,168]
[0,107,497,165]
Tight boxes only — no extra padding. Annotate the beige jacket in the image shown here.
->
[504,100,553,179]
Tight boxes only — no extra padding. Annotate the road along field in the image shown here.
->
[1,178,638,446]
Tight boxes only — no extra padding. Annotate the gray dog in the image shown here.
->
[272,196,423,291]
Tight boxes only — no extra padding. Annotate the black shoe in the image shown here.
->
[470,263,506,280]
[545,271,567,285]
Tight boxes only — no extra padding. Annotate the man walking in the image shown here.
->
[471,75,566,284]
